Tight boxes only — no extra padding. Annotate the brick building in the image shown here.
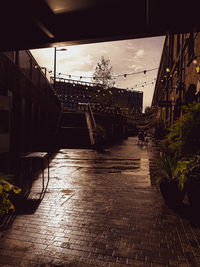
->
[53,77,143,114]
[152,32,200,127]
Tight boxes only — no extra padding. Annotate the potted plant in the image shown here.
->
[157,155,186,207]
[155,102,200,211]
[184,155,200,209]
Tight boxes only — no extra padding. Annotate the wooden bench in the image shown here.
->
[19,152,50,197]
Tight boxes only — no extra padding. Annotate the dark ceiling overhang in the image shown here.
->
[1,0,199,51]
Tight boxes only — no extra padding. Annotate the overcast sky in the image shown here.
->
[30,36,165,110]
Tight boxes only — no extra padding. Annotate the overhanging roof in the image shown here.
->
[1,1,200,51]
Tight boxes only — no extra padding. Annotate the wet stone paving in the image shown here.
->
[1,137,200,266]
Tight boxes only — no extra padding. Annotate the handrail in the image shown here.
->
[3,50,61,109]
[87,103,97,130]
[85,103,97,146]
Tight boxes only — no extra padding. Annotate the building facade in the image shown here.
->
[152,32,200,127]
[0,50,61,153]
[53,77,143,114]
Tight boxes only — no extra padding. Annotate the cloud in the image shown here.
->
[100,49,108,53]
[30,36,164,108]
[129,64,143,71]
[135,49,145,58]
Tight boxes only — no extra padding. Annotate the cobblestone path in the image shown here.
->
[1,137,200,267]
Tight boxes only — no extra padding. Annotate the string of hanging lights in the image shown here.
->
[45,66,158,90]
[126,78,157,90]
[47,67,158,80]
[53,73,157,90]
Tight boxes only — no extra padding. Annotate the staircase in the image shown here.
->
[57,112,91,148]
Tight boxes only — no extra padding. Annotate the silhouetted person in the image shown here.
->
[138,130,145,145]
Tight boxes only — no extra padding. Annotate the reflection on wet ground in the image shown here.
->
[1,137,200,266]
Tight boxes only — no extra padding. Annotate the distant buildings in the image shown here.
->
[53,77,143,114]
[152,32,200,127]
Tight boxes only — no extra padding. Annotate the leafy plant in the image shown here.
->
[180,155,200,180]
[175,158,194,191]
[156,155,178,183]
[162,102,200,158]
[0,176,21,215]
[157,155,186,207]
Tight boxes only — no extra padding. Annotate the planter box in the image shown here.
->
[159,180,185,207]
[187,178,200,209]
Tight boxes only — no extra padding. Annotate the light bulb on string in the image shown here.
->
[166,67,170,73]
[143,70,146,77]
[124,74,127,79]
[193,58,198,65]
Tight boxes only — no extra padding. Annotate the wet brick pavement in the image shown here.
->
[1,137,200,266]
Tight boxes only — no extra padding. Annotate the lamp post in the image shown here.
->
[54,47,67,89]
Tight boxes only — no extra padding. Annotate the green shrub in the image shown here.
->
[163,102,200,158]
[156,155,178,184]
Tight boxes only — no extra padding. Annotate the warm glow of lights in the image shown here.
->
[196,66,200,73]
[193,58,198,65]
[45,0,95,14]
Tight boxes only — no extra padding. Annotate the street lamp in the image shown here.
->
[54,47,67,88]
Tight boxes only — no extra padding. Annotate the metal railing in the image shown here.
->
[3,50,61,108]
[79,103,97,146]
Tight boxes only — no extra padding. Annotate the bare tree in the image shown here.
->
[92,56,115,89]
